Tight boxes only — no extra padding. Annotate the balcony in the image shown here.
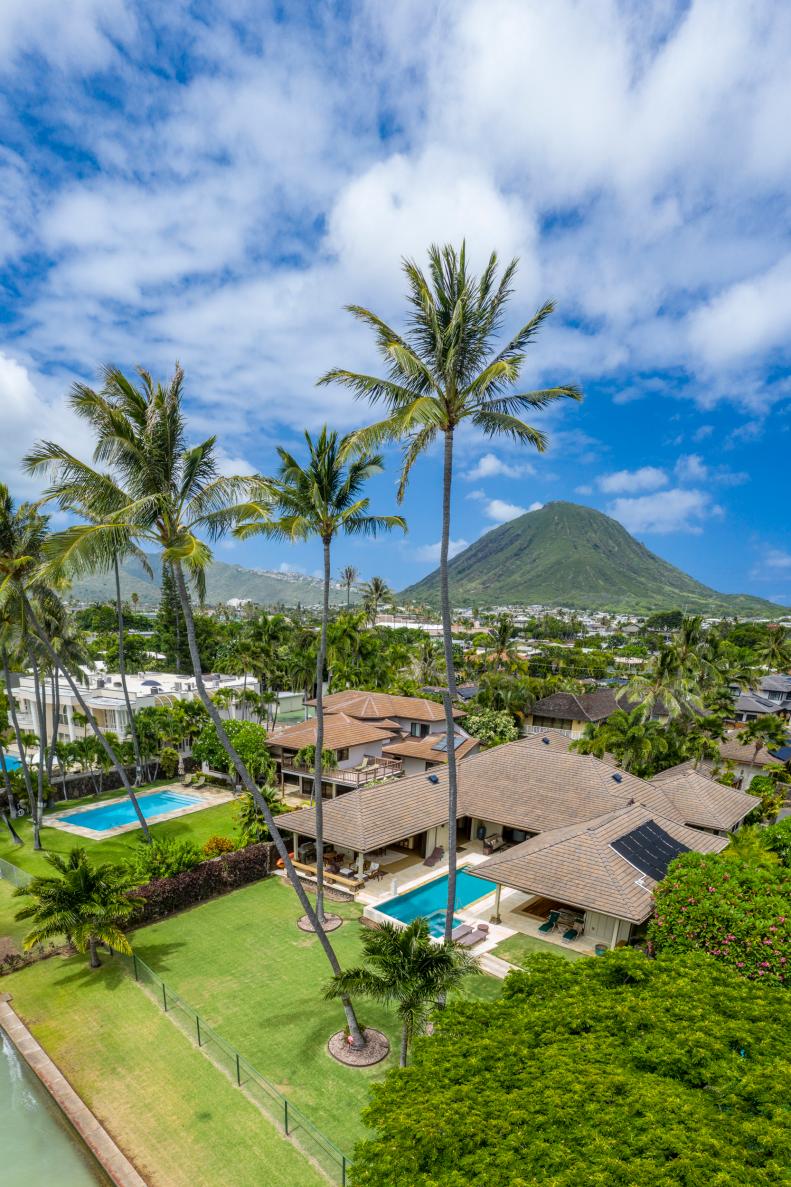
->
[282,754,403,789]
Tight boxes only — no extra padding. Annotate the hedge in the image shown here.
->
[132,841,275,923]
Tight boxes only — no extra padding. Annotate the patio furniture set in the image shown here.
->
[450,921,490,948]
[537,909,585,943]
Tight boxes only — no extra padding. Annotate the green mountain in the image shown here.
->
[400,502,785,616]
[67,553,356,609]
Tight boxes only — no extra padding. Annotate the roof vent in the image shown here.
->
[541,736,550,745]
[427,774,440,784]
[612,773,623,783]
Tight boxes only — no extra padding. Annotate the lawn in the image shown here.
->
[5,952,325,1187]
[132,878,500,1154]
[491,930,588,965]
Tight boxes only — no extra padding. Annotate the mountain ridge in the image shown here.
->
[399,502,784,615]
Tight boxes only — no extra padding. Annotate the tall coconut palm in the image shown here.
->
[756,624,791,672]
[13,846,135,968]
[740,714,789,766]
[320,242,581,943]
[233,427,405,923]
[26,366,369,1046]
[323,917,478,1066]
[622,645,703,721]
[339,565,358,607]
[360,575,393,625]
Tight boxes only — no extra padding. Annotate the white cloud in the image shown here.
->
[608,488,722,535]
[277,561,305,575]
[485,498,527,523]
[764,549,791,570]
[692,424,714,441]
[465,489,486,502]
[597,466,668,494]
[687,254,791,366]
[674,453,708,483]
[465,452,534,480]
[527,501,544,512]
[575,484,593,495]
[415,538,469,563]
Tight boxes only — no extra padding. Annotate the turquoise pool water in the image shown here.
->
[55,791,201,833]
[378,867,498,937]
[2,756,22,771]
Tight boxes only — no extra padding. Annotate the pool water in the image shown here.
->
[55,791,201,833]
[2,756,22,771]
[378,867,497,937]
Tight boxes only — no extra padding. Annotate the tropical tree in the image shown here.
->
[360,575,393,625]
[339,564,358,607]
[13,847,135,968]
[740,714,788,766]
[26,366,368,1046]
[623,645,703,721]
[756,624,791,671]
[323,917,478,1067]
[232,426,405,924]
[321,242,580,943]
[486,613,520,671]
[234,786,285,846]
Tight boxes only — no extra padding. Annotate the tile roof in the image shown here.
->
[471,804,727,923]
[382,732,480,764]
[718,730,790,767]
[733,692,786,715]
[310,689,463,722]
[651,764,759,830]
[530,688,620,723]
[268,713,397,752]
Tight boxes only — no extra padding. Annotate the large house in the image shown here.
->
[524,689,625,738]
[277,730,757,950]
[267,690,479,796]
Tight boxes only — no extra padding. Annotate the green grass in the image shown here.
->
[5,953,325,1187]
[131,878,499,1154]
[0,877,29,950]
[490,931,588,965]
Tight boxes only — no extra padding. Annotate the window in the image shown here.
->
[335,748,349,761]
[410,723,430,738]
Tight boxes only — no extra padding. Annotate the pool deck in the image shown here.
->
[42,785,234,840]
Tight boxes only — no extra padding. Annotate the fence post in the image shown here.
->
[132,953,138,981]
[342,1154,347,1186]
[196,1016,201,1047]
[236,1052,241,1086]
[162,982,167,1012]
[284,1099,289,1135]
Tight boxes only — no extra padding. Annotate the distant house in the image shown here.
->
[650,763,760,835]
[524,689,622,738]
[731,691,788,724]
[758,674,791,711]
[701,730,791,789]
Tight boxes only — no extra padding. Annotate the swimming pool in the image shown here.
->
[377,867,498,938]
[2,756,22,772]
[54,791,202,833]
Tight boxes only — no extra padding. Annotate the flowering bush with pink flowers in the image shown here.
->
[649,852,790,985]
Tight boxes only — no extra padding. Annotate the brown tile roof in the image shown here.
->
[310,689,463,722]
[717,731,785,768]
[530,689,620,723]
[382,732,480,765]
[277,776,451,853]
[268,713,397,753]
[650,764,759,831]
[471,805,727,923]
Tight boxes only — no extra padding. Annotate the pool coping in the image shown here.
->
[0,994,148,1186]
[42,786,234,839]
[360,856,499,938]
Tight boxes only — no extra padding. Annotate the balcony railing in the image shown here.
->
[526,724,573,738]
[282,754,403,787]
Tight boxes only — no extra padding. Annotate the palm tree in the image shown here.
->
[623,645,702,720]
[486,613,519,672]
[722,825,779,867]
[360,575,393,625]
[323,917,479,1066]
[339,565,358,607]
[13,847,135,967]
[233,427,405,923]
[321,242,581,943]
[740,715,788,766]
[756,625,791,672]
[26,366,369,1046]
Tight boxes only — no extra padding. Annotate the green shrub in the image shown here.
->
[462,708,518,748]
[766,816,791,867]
[159,747,180,779]
[202,834,236,858]
[127,837,203,884]
[235,787,284,846]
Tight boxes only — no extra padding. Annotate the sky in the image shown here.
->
[1,0,790,603]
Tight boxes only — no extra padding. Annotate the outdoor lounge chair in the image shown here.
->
[192,776,206,789]
[562,926,582,942]
[423,846,444,867]
[456,926,488,948]
[451,923,473,942]
[538,910,560,934]
[181,773,192,786]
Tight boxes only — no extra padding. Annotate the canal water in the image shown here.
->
[1,1028,110,1186]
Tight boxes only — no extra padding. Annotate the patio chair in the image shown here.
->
[365,862,383,881]
[451,923,473,942]
[538,910,560,934]
[562,925,582,943]
[181,773,193,786]
[423,846,444,867]
[456,926,488,948]
[192,776,206,789]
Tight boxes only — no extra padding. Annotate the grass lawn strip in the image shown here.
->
[132,877,500,1154]
[491,930,587,965]
[5,953,325,1187]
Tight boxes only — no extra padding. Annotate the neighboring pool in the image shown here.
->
[2,756,22,772]
[377,867,498,938]
[55,791,202,833]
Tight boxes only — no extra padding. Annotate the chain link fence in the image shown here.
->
[0,856,32,887]
[125,952,351,1185]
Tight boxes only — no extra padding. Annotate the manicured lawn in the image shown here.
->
[491,930,588,965]
[0,877,29,951]
[5,953,325,1187]
[132,878,500,1154]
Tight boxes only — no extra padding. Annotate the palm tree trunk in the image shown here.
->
[0,743,21,823]
[21,596,152,842]
[88,937,100,969]
[439,430,459,946]
[114,552,144,786]
[3,647,35,816]
[1,808,22,845]
[400,1021,409,1068]
[47,671,59,783]
[171,561,366,1048]
[26,643,47,849]
[313,538,331,925]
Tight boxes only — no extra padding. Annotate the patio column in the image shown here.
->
[65,702,75,742]
[491,883,502,924]
[357,851,365,879]
[292,832,299,861]
[610,916,621,949]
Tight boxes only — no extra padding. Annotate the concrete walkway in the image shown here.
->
[0,994,148,1187]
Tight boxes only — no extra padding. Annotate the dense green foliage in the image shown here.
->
[192,718,273,784]
[462,707,518,748]
[126,837,204,883]
[650,850,790,984]
[234,788,284,845]
[401,501,782,613]
[352,950,790,1185]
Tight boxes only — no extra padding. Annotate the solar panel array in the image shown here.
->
[610,820,691,881]
[432,733,464,752]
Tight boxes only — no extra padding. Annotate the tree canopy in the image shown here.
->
[351,950,790,1186]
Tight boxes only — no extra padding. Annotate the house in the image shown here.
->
[524,689,621,738]
[649,762,760,835]
[757,673,791,711]
[731,690,789,724]
[268,690,477,794]
[702,730,791,788]
[277,733,755,948]
[9,669,255,748]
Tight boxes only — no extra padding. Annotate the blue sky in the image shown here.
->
[1,1,790,603]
